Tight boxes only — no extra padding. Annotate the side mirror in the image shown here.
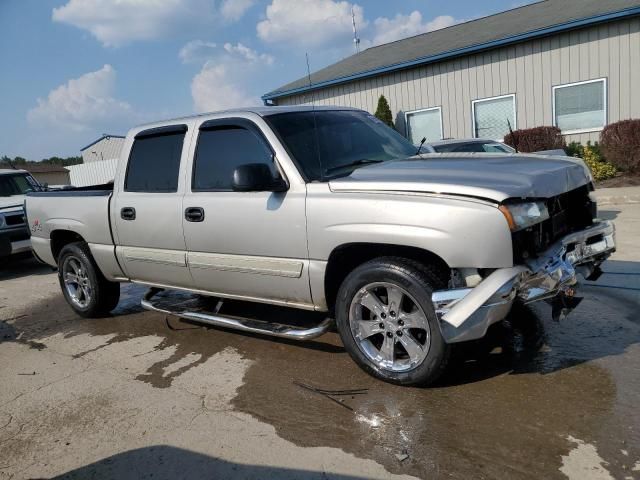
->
[232,163,288,192]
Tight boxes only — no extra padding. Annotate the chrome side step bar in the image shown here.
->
[141,288,333,341]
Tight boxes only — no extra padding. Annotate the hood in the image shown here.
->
[329,153,591,202]
[0,195,26,211]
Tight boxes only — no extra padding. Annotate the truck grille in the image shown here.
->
[512,185,595,263]
[4,212,25,226]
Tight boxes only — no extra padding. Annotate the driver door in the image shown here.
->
[181,117,312,308]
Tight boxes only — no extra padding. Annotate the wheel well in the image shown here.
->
[50,230,86,262]
[323,243,450,313]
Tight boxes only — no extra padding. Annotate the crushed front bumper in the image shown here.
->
[433,220,616,343]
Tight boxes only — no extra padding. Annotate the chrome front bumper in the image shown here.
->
[433,220,616,343]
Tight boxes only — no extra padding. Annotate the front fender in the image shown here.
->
[307,189,513,269]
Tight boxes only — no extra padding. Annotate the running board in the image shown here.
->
[141,288,332,341]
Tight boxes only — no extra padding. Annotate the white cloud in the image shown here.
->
[371,12,458,46]
[27,65,132,131]
[257,0,366,48]
[223,43,274,65]
[220,0,255,21]
[191,63,259,112]
[179,40,217,63]
[186,41,273,112]
[52,0,220,47]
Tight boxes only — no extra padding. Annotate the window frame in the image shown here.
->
[552,77,607,135]
[123,124,188,193]
[404,106,443,143]
[471,93,517,140]
[190,117,285,193]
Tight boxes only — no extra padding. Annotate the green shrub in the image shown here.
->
[374,95,394,128]
[567,141,617,181]
[600,119,640,173]
[504,126,565,152]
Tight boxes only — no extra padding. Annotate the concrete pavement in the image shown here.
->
[1,203,639,479]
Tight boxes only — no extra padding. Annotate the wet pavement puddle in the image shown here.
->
[2,281,639,479]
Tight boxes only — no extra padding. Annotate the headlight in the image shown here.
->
[0,214,5,229]
[499,201,550,231]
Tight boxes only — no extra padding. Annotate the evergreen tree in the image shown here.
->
[374,95,394,128]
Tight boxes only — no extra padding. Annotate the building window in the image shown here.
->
[553,78,607,134]
[472,94,516,140]
[405,107,443,144]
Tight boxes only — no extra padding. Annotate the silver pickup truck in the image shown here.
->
[26,106,615,386]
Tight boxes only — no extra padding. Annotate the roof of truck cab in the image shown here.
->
[132,106,362,130]
[0,169,28,175]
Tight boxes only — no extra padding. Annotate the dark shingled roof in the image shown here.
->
[264,0,640,100]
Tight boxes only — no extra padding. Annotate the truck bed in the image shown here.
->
[25,184,119,274]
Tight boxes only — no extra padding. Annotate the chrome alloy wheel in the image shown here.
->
[349,282,431,372]
[62,256,92,308]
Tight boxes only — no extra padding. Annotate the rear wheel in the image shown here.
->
[57,242,120,318]
[335,257,449,386]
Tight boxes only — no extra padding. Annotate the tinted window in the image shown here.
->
[193,126,276,191]
[266,110,416,181]
[434,142,485,153]
[433,142,515,153]
[125,130,185,192]
[483,143,515,153]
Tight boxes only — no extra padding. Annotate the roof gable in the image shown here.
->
[264,0,640,100]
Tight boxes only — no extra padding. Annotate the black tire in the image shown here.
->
[57,242,120,318]
[335,256,450,386]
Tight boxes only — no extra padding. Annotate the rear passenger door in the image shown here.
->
[181,117,312,308]
[112,124,194,288]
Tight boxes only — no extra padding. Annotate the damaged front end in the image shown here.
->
[433,220,616,343]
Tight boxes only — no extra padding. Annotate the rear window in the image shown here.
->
[124,126,186,192]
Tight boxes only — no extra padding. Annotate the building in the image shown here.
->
[22,164,70,186]
[263,0,640,145]
[81,134,125,164]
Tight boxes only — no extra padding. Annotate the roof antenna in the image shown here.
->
[351,7,360,53]
[305,53,315,106]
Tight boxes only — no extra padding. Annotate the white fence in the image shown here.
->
[67,158,118,187]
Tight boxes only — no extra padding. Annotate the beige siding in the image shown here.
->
[276,18,640,143]
[82,136,125,163]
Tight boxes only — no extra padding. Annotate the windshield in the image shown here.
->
[266,110,416,181]
[0,173,40,197]
[433,141,515,153]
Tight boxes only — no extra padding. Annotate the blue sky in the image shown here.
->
[0,0,532,159]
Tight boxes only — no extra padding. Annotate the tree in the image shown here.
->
[374,95,394,128]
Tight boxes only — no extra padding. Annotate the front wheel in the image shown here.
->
[57,242,120,318]
[335,257,450,386]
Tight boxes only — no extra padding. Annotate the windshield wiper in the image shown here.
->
[324,159,384,175]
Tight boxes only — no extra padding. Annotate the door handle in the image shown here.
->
[120,207,136,220]
[185,207,205,222]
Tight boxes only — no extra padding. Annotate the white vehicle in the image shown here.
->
[0,169,41,260]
